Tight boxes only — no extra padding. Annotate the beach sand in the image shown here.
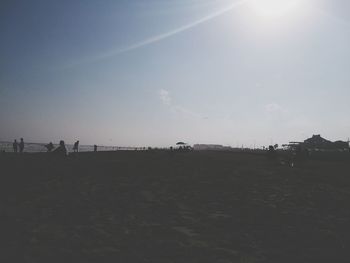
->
[0,151,349,262]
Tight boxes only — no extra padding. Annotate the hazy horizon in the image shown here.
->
[1,0,349,147]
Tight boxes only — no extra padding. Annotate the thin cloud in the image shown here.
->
[265,103,284,113]
[96,0,247,57]
[172,105,202,119]
[63,0,247,68]
[159,89,172,105]
[159,89,201,119]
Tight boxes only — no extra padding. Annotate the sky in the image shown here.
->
[1,0,349,147]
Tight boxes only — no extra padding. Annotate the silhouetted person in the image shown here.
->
[53,140,67,156]
[13,139,18,153]
[73,140,79,153]
[94,145,97,152]
[45,142,54,152]
[19,138,24,153]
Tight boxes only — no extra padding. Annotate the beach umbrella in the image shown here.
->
[176,142,186,145]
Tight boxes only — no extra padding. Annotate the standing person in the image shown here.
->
[53,140,67,156]
[94,145,97,152]
[45,142,54,152]
[73,140,79,153]
[19,138,24,153]
[13,139,18,153]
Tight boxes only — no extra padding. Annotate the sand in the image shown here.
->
[0,150,349,262]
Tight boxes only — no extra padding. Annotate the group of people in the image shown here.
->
[47,140,80,156]
[10,139,100,155]
[12,139,82,156]
[12,138,25,153]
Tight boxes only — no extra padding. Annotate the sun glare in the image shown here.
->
[249,0,302,18]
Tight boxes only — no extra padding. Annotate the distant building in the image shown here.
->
[301,135,348,151]
[193,144,232,151]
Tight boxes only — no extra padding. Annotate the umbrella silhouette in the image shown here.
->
[176,142,186,145]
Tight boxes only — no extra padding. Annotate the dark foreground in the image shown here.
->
[1,151,350,262]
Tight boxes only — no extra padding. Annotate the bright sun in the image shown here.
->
[249,0,302,18]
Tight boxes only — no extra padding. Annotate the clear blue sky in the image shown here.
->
[1,0,349,147]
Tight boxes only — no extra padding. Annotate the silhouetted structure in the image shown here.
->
[45,142,54,152]
[19,138,24,153]
[53,140,67,156]
[193,144,232,151]
[268,145,275,152]
[13,140,18,153]
[284,135,349,152]
[303,135,347,151]
[73,140,79,153]
[175,142,193,151]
